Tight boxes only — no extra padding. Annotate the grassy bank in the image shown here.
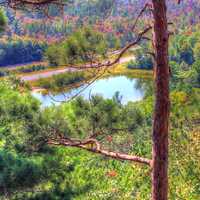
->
[30,63,152,93]
[104,63,152,79]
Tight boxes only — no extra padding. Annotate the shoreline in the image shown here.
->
[18,55,136,82]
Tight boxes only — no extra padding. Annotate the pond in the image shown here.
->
[32,76,145,107]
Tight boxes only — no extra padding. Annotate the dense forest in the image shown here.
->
[1,0,200,66]
[0,1,200,200]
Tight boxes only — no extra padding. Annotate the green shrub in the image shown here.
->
[18,65,46,73]
[127,60,138,69]
[126,55,153,70]
[38,71,85,90]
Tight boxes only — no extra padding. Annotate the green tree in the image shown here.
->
[0,8,6,33]
[46,27,108,66]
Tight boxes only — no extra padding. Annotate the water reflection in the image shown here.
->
[32,76,150,107]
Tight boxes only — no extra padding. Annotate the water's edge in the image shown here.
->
[32,76,144,107]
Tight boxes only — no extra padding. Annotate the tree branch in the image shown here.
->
[131,3,151,32]
[67,26,152,70]
[47,138,151,166]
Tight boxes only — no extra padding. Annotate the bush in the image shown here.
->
[137,55,153,69]
[126,56,153,70]
[18,65,46,73]
[127,60,138,69]
[54,72,85,88]
[0,151,44,193]
[38,71,85,90]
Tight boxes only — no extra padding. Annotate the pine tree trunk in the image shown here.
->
[151,1,170,200]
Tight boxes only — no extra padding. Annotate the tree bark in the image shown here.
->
[151,1,170,200]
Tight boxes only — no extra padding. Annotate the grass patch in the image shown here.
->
[104,63,152,79]
[36,71,87,91]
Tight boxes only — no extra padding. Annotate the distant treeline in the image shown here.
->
[0,40,47,67]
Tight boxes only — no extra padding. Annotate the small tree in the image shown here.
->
[46,27,108,66]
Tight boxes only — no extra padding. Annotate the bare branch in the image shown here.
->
[48,138,151,166]
[131,3,151,32]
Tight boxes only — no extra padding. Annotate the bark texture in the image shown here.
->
[152,1,170,200]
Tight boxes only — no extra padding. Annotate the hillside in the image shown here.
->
[0,1,200,200]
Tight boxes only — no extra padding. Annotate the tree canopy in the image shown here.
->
[0,8,6,33]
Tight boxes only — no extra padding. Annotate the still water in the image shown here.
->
[32,76,144,107]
